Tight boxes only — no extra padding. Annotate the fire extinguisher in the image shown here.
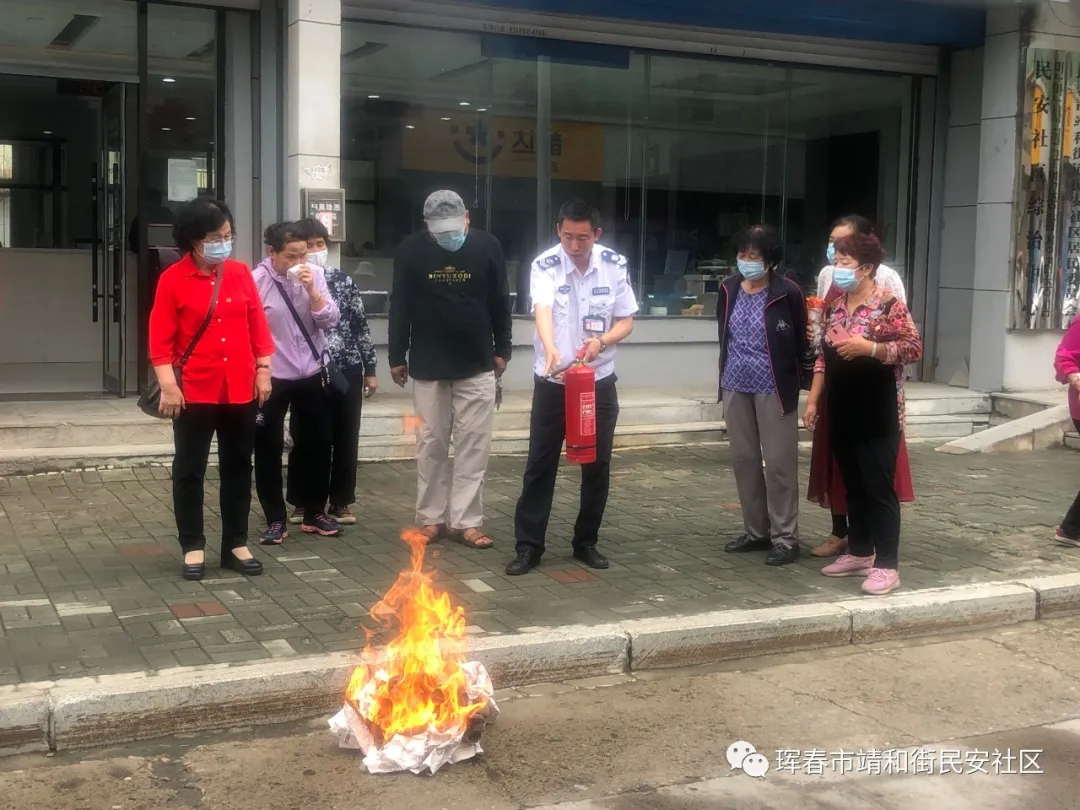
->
[564,347,597,464]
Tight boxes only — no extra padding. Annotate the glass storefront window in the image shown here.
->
[340,18,915,316]
[144,4,218,216]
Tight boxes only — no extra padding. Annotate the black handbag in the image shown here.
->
[273,280,348,394]
[137,267,224,418]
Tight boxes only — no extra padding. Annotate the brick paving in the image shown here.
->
[0,443,1078,684]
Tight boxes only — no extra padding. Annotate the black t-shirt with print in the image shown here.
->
[388,228,513,381]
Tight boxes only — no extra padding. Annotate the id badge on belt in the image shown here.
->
[583,315,606,334]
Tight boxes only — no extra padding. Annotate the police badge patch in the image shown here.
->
[540,254,561,269]
[600,250,626,267]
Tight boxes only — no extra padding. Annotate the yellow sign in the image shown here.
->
[1032,83,1047,167]
[401,111,604,182]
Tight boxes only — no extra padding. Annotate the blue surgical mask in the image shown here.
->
[826,243,836,264]
[833,267,862,292]
[202,239,232,264]
[737,259,766,281]
[434,229,467,252]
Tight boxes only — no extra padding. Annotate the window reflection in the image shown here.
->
[143,2,217,230]
[0,75,100,249]
[341,18,913,316]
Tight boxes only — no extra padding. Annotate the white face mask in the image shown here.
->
[308,249,329,268]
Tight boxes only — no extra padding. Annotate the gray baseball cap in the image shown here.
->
[423,190,467,233]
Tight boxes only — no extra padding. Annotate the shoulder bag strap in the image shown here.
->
[273,280,326,368]
[177,266,224,367]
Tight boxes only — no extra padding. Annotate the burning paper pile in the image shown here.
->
[328,529,498,775]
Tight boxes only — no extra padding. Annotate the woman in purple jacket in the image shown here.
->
[1054,317,1080,545]
[718,225,815,567]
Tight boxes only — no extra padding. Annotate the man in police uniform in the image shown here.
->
[506,200,638,576]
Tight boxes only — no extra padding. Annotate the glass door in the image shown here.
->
[101,83,127,395]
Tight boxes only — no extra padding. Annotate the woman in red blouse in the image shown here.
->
[803,233,922,597]
[148,199,275,581]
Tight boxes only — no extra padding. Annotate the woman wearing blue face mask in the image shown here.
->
[818,215,906,304]
[803,233,922,596]
[718,224,815,567]
[148,198,275,581]
[809,215,908,559]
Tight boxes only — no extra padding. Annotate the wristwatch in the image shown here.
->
[598,337,608,353]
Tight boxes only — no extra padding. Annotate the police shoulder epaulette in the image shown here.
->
[539,254,561,269]
[600,250,626,267]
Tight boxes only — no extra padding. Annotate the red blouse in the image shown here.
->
[148,255,275,405]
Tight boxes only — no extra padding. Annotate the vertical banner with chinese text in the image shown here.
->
[1014,49,1080,329]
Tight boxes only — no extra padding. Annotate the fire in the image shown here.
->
[345,530,489,744]
[402,414,423,434]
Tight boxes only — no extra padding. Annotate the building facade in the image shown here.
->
[0,0,1066,396]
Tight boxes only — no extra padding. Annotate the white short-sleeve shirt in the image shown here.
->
[530,243,639,383]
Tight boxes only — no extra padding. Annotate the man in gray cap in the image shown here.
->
[388,190,513,549]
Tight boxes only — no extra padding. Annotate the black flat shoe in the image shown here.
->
[182,562,205,581]
[222,554,263,576]
[573,546,610,569]
[724,535,772,553]
[505,551,542,576]
[765,544,801,566]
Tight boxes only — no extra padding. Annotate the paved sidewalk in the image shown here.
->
[0,444,1076,684]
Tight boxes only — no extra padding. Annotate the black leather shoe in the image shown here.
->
[765,543,801,566]
[505,551,542,576]
[573,546,610,569]
[222,554,263,576]
[724,535,772,553]
[182,562,205,581]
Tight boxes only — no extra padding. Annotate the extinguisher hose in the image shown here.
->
[547,346,591,379]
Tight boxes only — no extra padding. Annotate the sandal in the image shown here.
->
[450,528,494,549]
[406,524,445,545]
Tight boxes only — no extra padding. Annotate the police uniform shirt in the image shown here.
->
[529,243,639,383]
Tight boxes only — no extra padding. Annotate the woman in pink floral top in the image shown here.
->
[803,232,922,596]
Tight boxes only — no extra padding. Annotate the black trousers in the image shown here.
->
[255,374,332,525]
[287,368,365,509]
[832,431,901,569]
[514,375,619,555]
[1061,420,1080,538]
[172,402,256,555]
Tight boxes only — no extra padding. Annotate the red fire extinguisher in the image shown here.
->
[564,347,597,464]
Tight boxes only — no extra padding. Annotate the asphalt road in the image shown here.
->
[5,617,1080,810]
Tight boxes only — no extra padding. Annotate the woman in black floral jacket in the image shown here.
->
[286,217,378,525]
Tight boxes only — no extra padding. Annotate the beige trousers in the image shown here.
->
[412,371,496,530]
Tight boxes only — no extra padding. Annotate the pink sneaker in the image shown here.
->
[862,568,900,596]
[821,554,874,577]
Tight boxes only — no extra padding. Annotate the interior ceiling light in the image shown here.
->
[47,14,99,50]
[343,42,388,62]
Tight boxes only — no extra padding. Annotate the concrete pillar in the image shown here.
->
[936,48,982,387]
[285,0,341,261]
[967,8,1023,392]
[224,11,255,266]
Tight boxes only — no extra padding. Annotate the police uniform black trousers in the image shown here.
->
[514,375,619,555]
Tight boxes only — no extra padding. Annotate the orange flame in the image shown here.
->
[402,415,423,434]
[345,530,488,742]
